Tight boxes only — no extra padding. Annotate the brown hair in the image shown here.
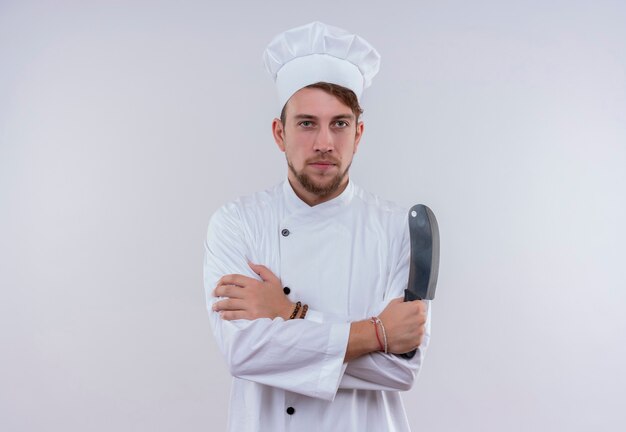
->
[280,82,364,125]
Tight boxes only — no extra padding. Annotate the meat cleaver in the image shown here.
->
[400,204,439,359]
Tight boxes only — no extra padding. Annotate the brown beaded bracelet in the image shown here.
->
[298,304,309,319]
[289,301,302,320]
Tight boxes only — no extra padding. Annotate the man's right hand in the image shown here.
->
[212,262,294,321]
[378,297,427,354]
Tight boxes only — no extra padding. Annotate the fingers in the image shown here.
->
[248,262,278,283]
[398,298,426,314]
[213,298,247,312]
[217,264,280,287]
[402,301,427,325]
[213,284,245,298]
[213,297,254,320]
[382,297,426,316]
[219,310,250,321]
[414,300,427,320]
[218,274,255,287]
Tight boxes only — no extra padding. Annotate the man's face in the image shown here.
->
[272,87,364,204]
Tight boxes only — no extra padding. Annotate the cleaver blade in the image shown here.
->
[400,204,439,359]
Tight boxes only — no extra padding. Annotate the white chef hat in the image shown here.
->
[263,21,381,109]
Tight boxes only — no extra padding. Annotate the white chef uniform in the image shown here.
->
[204,179,431,432]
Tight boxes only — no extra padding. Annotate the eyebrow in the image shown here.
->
[293,113,355,121]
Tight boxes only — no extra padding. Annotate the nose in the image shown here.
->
[313,125,334,153]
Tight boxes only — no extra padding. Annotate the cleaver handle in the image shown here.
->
[399,289,420,359]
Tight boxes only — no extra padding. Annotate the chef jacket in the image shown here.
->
[204,179,431,432]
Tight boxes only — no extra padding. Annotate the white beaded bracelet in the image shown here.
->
[371,316,388,354]
[377,317,388,354]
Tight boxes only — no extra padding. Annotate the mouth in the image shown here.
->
[308,158,338,166]
[308,161,337,170]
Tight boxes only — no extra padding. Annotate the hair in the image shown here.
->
[280,82,364,125]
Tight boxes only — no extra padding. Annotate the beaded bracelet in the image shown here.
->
[289,302,302,320]
[370,317,388,353]
[370,317,384,351]
[377,318,388,354]
[299,304,309,319]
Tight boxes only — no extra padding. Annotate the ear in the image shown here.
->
[272,118,286,152]
[353,121,364,154]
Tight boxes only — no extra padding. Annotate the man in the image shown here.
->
[204,22,430,432]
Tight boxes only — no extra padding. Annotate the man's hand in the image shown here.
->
[344,297,427,362]
[378,298,427,354]
[212,262,294,321]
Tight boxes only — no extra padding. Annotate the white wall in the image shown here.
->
[1,1,625,430]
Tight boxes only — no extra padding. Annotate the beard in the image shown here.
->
[287,156,351,198]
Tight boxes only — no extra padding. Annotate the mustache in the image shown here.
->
[306,156,340,165]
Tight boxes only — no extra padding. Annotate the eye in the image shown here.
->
[299,120,314,128]
[334,120,349,128]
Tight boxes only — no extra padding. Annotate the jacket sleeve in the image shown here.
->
[204,204,351,401]
[337,213,432,392]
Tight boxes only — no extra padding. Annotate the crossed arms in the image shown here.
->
[204,205,430,400]
[212,262,427,361]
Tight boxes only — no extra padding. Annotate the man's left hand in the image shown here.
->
[212,262,294,321]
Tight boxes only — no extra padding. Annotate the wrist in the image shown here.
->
[283,301,309,320]
[282,302,297,320]
[370,316,388,353]
[344,319,381,362]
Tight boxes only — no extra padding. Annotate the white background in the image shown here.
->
[1,1,625,431]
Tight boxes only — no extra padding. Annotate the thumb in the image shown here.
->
[248,261,278,282]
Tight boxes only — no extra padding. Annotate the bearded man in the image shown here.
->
[204,22,431,432]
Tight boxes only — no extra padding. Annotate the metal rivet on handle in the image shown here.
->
[411,210,417,217]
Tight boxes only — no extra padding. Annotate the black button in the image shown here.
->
[281,229,290,237]
[283,287,291,295]
[286,406,295,415]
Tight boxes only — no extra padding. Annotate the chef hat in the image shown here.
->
[263,21,381,109]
